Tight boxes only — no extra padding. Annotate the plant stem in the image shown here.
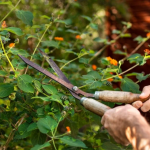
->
[24,22,52,74]
[60,53,88,70]
[89,45,107,63]
[0,36,15,72]
[89,27,127,63]
[101,63,139,81]
[79,63,139,89]
[121,39,148,62]
[0,0,22,24]
[3,113,27,150]
[50,3,71,40]
[51,132,57,150]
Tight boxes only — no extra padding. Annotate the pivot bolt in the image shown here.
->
[72,86,78,91]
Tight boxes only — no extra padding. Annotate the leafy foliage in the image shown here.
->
[0,0,148,150]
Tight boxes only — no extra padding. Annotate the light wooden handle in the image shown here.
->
[81,97,111,116]
[94,91,142,103]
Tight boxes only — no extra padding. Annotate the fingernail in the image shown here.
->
[136,103,141,107]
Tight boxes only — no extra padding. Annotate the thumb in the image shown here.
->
[139,86,150,99]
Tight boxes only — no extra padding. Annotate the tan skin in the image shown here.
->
[101,86,150,150]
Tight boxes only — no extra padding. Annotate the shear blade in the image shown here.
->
[39,49,81,100]
[19,55,93,98]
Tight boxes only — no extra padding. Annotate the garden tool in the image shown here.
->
[18,52,146,116]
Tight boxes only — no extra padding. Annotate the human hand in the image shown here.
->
[101,104,141,146]
[132,86,150,112]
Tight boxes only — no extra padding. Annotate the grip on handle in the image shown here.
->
[94,91,142,103]
[81,97,110,116]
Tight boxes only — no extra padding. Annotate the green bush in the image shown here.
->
[0,0,149,150]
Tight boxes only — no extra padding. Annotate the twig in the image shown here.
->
[101,63,139,81]
[79,63,139,89]
[60,53,88,70]
[24,22,52,74]
[2,114,27,150]
[121,39,149,62]
[89,27,127,63]
[0,0,22,24]
[0,36,15,72]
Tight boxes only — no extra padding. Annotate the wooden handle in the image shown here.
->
[94,91,143,103]
[81,97,111,116]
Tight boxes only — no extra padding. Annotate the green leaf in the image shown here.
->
[0,30,9,36]
[81,15,92,22]
[4,27,23,36]
[16,10,33,26]
[0,83,14,98]
[25,34,38,40]
[14,123,31,139]
[1,35,10,42]
[90,23,98,30]
[10,48,30,57]
[134,36,147,44]
[121,21,132,29]
[31,142,50,150]
[55,18,72,25]
[66,29,80,34]
[136,73,149,82]
[79,58,89,64]
[102,142,120,150]
[121,77,140,93]
[42,84,57,95]
[0,1,12,5]
[37,108,45,117]
[27,123,37,132]
[114,50,127,56]
[18,123,29,135]
[112,29,121,34]
[0,70,7,76]
[41,15,50,19]
[60,136,87,148]
[77,49,88,57]
[34,80,43,93]
[37,116,57,133]
[32,96,50,102]
[17,74,34,93]
[49,95,62,103]
[101,58,110,65]
[120,33,131,38]
[89,81,103,89]
[42,41,59,48]
[31,130,47,146]
[127,53,144,64]
[82,71,101,80]
[93,37,107,43]
[105,68,118,73]
[126,72,139,76]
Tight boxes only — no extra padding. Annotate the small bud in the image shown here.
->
[15,38,19,44]
[6,32,10,38]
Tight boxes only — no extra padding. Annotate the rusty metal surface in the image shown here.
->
[39,49,82,100]
[19,55,93,98]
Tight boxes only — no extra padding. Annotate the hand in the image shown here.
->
[132,85,150,112]
[101,104,141,146]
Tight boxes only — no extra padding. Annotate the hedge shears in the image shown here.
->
[19,51,146,116]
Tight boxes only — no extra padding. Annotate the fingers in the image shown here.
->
[141,99,150,112]
[139,86,150,99]
[132,101,143,109]
[132,85,150,112]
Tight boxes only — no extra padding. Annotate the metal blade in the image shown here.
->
[39,49,81,100]
[19,55,93,98]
